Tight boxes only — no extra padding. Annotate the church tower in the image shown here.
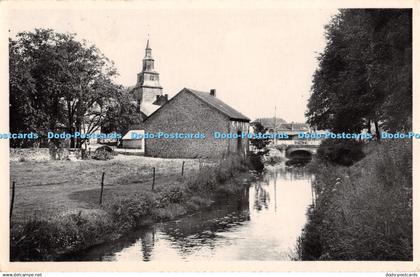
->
[132,39,163,105]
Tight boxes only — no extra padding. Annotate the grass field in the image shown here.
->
[10,155,201,223]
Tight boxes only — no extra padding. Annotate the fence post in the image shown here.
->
[181,161,185,176]
[99,172,105,205]
[152,167,155,191]
[10,181,15,219]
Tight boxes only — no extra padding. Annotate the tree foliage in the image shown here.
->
[101,88,143,136]
[306,9,412,135]
[9,29,134,147]
[250,121,271,150]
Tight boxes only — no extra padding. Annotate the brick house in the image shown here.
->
[143,88,250,158]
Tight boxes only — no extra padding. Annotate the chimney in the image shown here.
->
[154,94,169,106]
[210,89,216,97]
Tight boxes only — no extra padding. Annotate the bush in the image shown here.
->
[157,186,186,205]
[92,146,114,160]
[185,196,214,211]
[104,193,156,230]
[186,166,217,193]
[11,209,112,261]
[300,140,412,260]
[154,203,187,221]
[317,139,365,166]
[187,155,249,194]
[248,152,265,172]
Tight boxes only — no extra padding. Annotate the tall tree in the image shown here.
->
[9,39,40,147]
[10,29,120,147]
[306,9,412,136]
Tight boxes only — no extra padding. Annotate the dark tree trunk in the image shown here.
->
[374,120,381,142]
[367,118,372,134]
[67,101,75,148]
[75,119,81,148]
[49,96,61,151]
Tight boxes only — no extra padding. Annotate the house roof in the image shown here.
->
[140,102,161,117]
[275,123,310,131]
[144,88,251,122]
[185,88,250,122]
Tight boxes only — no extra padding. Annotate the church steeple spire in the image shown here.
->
[132,38,163,104]
[145,39,153,59]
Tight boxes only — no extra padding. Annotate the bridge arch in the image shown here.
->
[285,147,317,159]
[287,149,312,159]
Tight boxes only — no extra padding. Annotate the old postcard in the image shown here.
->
[0,0,418,273]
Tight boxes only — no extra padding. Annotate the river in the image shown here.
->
[70,162,314,261]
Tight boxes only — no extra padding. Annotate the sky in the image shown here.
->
[6,4,338,123]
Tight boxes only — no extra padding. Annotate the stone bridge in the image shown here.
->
[275,143,319,159]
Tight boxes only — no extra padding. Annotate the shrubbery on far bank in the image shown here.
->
[299,140,412,260]
[315,139,365,166]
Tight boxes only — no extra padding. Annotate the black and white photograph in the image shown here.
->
[0,0,417,273]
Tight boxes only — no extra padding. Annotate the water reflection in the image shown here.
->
[156,200,251,260]
[68,161,313,261]
[285,157,311,168]
[254,182,270,211]
[139,227,155,261]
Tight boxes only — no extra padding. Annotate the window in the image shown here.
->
[150,75,154,81]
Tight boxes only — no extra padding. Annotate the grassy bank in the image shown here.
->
[298,140,412,260]
[10,154,254,261]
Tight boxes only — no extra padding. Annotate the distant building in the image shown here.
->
[272,123,311,140]
[255,117,287,130]
[269,123,325,146]
[121,130,145,150]
[143,88,250,158]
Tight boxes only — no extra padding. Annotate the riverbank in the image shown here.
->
[60,161,313,261]
[298,140,412,260]
[10,153,256,261]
